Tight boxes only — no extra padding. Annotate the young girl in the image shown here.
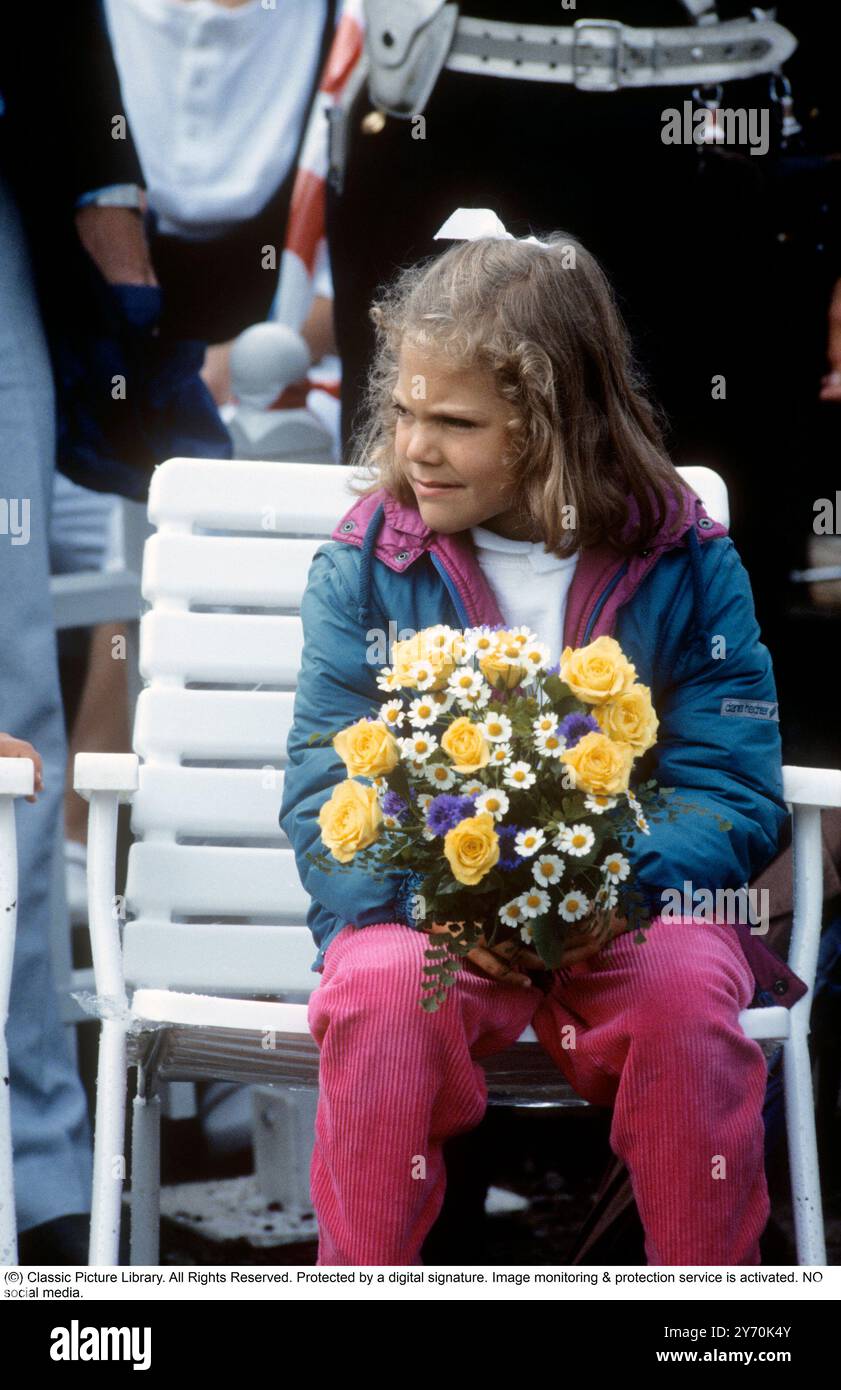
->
[279,211,797,1267]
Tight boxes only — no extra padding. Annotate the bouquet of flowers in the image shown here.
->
[306,625,731,1010]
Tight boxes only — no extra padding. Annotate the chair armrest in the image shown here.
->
[0,757,34,797]
[782,765,841,810]
[74,752,139,803]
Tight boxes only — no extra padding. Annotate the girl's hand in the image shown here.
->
[429,919,544,988]
[0,733,44,803]
[556,907,633,966]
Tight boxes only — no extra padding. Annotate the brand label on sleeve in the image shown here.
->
[720,698,779,721]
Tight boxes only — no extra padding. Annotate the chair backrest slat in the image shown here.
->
[143,533,322,609]
[123,922,316,994]
[132,766,288,840]
[139,611,303,685]
[125,843,308,917]
[133,688,294,762]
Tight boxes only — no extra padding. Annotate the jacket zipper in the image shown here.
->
[429,551,471,627]
[578,562,629,645]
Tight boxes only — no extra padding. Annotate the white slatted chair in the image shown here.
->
[0,756,34,1265]
[75,458,835,1267]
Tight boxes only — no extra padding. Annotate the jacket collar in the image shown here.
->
[331,480,728,641]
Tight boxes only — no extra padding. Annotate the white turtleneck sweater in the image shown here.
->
[469,526,579,665]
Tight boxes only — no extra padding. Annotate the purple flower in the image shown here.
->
[497,823,525,871]
[382,791,410,822]
[557,712,599,748]
[426,794,476,836]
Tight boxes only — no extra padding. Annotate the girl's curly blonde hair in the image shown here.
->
[346,231,686,557]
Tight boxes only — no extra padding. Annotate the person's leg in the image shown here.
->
[307,922,540,1266]
[0,174,93,1231]
[531,916,769,1266]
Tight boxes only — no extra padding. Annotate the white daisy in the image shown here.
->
[430,689,455,715]
[416,793,434,812]
[532,853,564,886]
[535,727,566,758]
[407,757,432,775]
[461,683,491,710]
[382,814,402,830]
[635,813,650,835]
[508,625,538,647]
[425,761,456,790]
[475,788,510,820]
[408,659,437,691]
[408,696,438,728]
[625,789,644,815]
[464,626,496,658]
[447,668,484,701]
[595,884,620,910]
[584,792,618,815]
[601,852,630,883]
[479,711,512,742]
[503,760,536,791]
[460,780,485,798]
[532,712,559,737]
[517,887,550,919]
[379,699,405,730]
[557,823,595,857]
[519,921,538,945]
[559,890,591,922]
[399,732,438,762]
[489,742,514,767]
[424,624,458,651]
[499,897,527,927]
[515,827,545,857]
[521,640,551,673]
[376,666,403,693]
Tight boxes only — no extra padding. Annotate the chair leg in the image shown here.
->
[130,1090,161,1266]
[88,1019,128,1265]
[783,1013,827,1265]
[0,1027,17,1265]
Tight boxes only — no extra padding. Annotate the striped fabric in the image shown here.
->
[271,0,365,332]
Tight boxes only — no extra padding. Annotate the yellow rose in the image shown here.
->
[444,812,500,886]
[333,718,399,778]
[479,630,529,689]
[318,779,383,862]
[559,635,637,705]
[596,683,659,753]
[441,716,491,773]
[560,731,635,795]
[391,632,456,690]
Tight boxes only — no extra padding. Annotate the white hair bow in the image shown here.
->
[432,207,551,249]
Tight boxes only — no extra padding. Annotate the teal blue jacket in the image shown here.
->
[279,481,803,1004]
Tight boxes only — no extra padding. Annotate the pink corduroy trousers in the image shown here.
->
[306,916,771,1266]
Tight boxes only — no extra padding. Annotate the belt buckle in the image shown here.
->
[572,18,624,92]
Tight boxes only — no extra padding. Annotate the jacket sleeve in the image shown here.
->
[279,546,416,932]
[626,538,790,916]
